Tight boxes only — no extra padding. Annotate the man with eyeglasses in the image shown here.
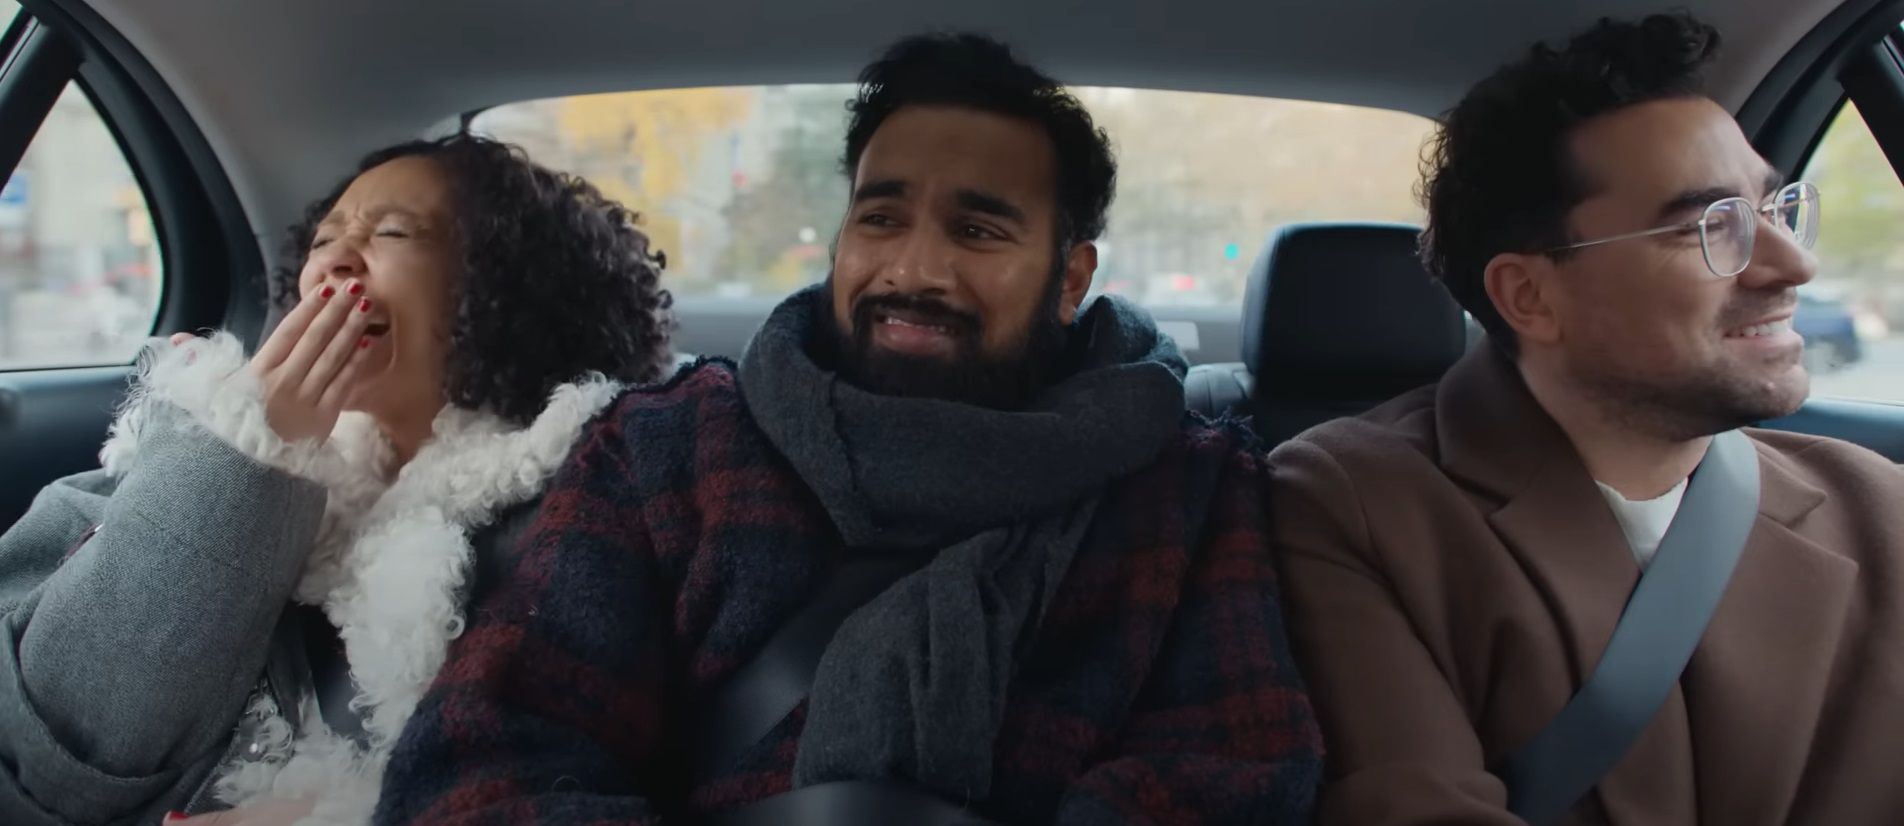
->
[1270,13,1904,826]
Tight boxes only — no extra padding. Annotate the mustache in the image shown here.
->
[851,293,981,337]
[1718,290,1799,328]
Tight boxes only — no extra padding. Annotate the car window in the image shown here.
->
[470,85,1433,307]
[1,69,163,371]
[1800,100,1904,402]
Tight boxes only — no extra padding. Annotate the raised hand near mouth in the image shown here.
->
[243,279,377,443]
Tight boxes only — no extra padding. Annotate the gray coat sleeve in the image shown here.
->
[0,402,326,826]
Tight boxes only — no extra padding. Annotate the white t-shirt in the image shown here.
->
[1594,478,1689,570]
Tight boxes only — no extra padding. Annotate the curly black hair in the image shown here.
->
[273,133,674,425]
[1419,12,1722,354]
[844,33,1117,248]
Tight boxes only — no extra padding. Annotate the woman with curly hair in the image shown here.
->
[0,133,673,826]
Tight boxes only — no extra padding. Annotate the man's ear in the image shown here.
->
[1059,242,1097,324]
[1484,251,1565,347]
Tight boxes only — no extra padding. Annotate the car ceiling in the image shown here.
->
[81,0,1842,263]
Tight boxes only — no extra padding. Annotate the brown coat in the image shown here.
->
[1270,345,1904,825]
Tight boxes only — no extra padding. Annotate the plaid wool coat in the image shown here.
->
[375,360,1323,825]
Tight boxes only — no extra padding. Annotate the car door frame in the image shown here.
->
[0,0,259,528]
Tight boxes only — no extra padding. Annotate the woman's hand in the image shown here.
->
[245,279,376,443]
[165,798,315,825]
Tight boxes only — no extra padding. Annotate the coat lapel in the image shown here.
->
[1680,445,1849,824]
[1437,348,1641,688]
[1485,468,1639,683]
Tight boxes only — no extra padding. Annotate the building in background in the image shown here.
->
[0,83,159,369]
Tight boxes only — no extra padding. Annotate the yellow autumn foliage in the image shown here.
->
[551,87,757,263]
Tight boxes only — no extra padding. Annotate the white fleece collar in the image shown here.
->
[102,333,623,823]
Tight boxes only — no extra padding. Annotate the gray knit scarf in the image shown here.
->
[738,284,1187,801]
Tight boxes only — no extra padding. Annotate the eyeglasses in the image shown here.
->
[1547,181,1820,278]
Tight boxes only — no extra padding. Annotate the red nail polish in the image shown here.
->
[347,282,365,296]
[358,298,372,312]
[358,336,371,350]
[163,813,187,823]
[320,286,336,299]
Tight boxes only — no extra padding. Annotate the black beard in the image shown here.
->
[818,271,1071,410]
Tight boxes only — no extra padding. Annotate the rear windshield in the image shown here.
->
[471,85,1434,307]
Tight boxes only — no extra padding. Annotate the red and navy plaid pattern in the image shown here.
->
[375,360,1322,825]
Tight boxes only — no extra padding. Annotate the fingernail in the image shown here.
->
[358,336,371,350]
[358,298,372,312]
[163,813,187,823]
[347,281,365,296]
[320,286,336,299]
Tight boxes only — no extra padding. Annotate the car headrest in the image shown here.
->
[1241,222,1467,406]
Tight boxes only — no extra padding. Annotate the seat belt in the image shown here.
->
[691,550,935,781]
[1498,429,1761,825]
[293,602,371,746]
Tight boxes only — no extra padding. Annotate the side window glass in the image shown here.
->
[1801,101,1904,400]
[2,75,163,370]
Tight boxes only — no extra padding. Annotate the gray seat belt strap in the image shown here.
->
[1500,429,1761,825]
